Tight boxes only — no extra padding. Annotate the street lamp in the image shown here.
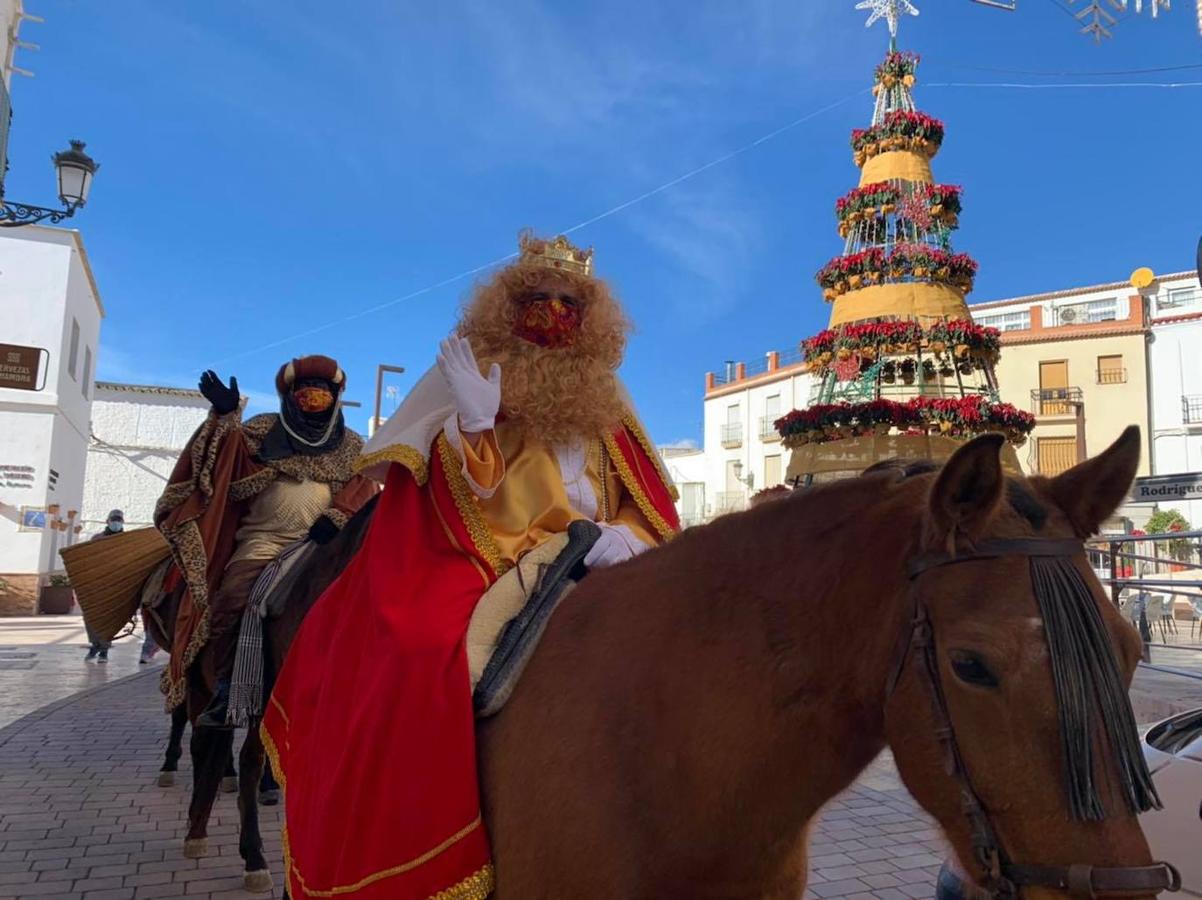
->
[1,139,99,227]
[732,460,755,491]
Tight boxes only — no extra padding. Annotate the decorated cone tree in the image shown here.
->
[778,9,1034,484]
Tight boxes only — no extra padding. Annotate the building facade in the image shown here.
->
[969,281,1153,482]
[658,446,707,528]
[0,226,103,613]
[700,352,817,518]
[81,383,212,539]
[1144,272,1202,525]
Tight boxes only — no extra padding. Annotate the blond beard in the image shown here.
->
[473,340,626,445]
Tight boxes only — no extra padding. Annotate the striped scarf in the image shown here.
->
[228,540,315,728]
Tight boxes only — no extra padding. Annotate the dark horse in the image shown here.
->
[148,494,379,893]
[249,429,1175,898]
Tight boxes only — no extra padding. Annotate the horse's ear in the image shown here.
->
[926,433,1006,551]
[1042,426,1141,538]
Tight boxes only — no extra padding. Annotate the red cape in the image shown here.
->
[262,423,679,899]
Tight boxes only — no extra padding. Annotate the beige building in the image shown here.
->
[970,282,1151,479]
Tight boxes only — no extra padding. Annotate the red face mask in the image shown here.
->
[513,295,581,349]
[293,385,335,413]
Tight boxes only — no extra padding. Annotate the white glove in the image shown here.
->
[437,337,501,433]
[584,523,647,569]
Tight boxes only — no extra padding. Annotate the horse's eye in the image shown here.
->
[949,651,998,688]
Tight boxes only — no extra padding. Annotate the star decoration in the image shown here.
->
[855,0,920,36]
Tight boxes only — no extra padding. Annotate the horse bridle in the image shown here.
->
[886,537,1182,900]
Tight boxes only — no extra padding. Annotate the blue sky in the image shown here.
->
[8,1,1201,445]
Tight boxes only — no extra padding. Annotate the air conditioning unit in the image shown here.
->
[1058,305,1083,324]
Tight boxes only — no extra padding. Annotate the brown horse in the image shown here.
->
[467,427,1171,898]
[146,495,379,893]
[266,427,1172,899]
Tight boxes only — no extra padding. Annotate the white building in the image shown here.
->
[700,351,818,519]
[658,446,707,528]
[81,383,211,538]
[1145,272,1202,525]
[0,226,103,614]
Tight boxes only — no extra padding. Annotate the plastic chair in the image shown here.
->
[1145,595,1166,641]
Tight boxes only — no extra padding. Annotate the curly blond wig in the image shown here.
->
[458,261,631,444]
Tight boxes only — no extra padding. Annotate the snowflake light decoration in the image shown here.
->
[855,0,920,36]
[974,0,1196,40]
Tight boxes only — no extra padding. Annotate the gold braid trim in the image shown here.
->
[284,814,492,897]
[430,866,495,900]
[604,433,677,543]
[260,708,288,790]
[436,434,507,578]
[621,413,680,501]
[355,443,430,486]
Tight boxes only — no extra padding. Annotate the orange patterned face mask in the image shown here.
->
[293,386,335,413]
[513,294,581,349]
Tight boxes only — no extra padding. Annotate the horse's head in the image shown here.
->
[883,427,1179,900]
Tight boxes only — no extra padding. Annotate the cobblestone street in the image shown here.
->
[0,666,951,900]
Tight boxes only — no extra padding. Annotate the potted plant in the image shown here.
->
[38,573,75,615]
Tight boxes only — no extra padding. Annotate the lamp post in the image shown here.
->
[1,139,99,227]
[732,459,755,493]
[373,364,406,434]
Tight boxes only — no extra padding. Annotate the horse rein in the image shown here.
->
[886,538,1182,900]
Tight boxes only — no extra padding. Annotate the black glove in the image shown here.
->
[308,514,339,546]
[199,370,240,415]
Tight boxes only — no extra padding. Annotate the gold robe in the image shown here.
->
[452,420,658,568]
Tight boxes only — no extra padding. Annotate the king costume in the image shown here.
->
[262,234,681,899]
[155,355,378,714]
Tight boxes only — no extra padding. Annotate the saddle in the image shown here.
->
[470,519,599,717]
[226,520,599,726]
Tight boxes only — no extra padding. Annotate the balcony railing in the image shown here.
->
[1031,387,1083,417]
[759,416,781,442]
[1036,439,1079,476]
[1184,395,1202,425]
[710,348,805,386]
[1096,368,1127,385]
[720,423,743,448]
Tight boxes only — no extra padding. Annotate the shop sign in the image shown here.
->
[0,343,48,391]
[1130,473,1202,504]
[0,464,36,490]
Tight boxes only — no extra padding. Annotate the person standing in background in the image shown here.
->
[83,510,125,663]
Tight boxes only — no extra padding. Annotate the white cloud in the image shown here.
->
[624,177,761,324]
[659,438,699,451]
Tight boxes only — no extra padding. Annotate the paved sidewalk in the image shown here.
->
[0,667,948,900]
[0,669,284,900]
[0,616,164,730]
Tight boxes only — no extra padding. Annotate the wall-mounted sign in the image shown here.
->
[1130,473,1202,504]
[18,507,46,531]
[0,343,48,391]
[0,464,35,490]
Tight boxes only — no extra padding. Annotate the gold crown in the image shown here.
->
[518,231,595,277]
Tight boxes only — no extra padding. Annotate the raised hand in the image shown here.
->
[199,370,240,415]
[436,337,501,433]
